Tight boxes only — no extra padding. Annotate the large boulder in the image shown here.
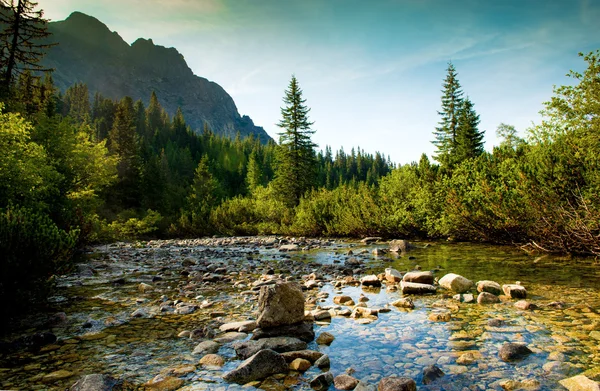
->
[257,282,305,328]
[400,281,436,295]
[232,336,307,359]
[476,280,502,295]
[499,343,532,362]
[389,240,413,253]
[402,271,434,285]
[439,273,473,293]
[223,349,288,384]
[69,374,118,391]
[503,284,527,299]
[378,376,417,391]
[251,322,314,342]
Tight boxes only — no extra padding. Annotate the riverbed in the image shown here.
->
[1,237,599,390]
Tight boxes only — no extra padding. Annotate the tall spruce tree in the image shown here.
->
[433,62,463,167]
[273,75,317,207]
[0,0,54,99]
[455,97,484,161]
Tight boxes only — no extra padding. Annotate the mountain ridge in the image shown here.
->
[43,11,272,143]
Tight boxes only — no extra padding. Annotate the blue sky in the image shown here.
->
[39,0,600,164]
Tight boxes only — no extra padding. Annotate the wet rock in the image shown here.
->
[335,374,359,390]
[223,349,288,384]
[232,336,307,359]
[402,271,434,285]
[43,370,75,383]
[559,375,600,391]
[143,376,184,391]
[251,322,315,342]
[391,297,415,309]
[138,282,153,292]
[488,318,505,327]
[361,237,381,244]
[310,372,334,390]
[355,381,377,391]
[213,332,247,343]
[428,311,451,322]
[316,332,335,345]
[385,268,403,283]
[422,365,445,384]
[456,352,477,365]
[515,300,537,310]
[219,320,257,333]
[312,309,332,321]
[439,273,473,293]
[174,302,197,315]
[453,293,475,303]
[502,284,527,299]
[199,353,225,368]
[280,244,300,252]
[477,292,501,304]
[257,281,306,328]
[389,239,413,253]
[315,354,330,369]
[192,340,220,355]
[372,248,387,256]
[476,280,502,295]
[69,374,119,391]
[334,295,355,305]
[400,281,436,295]
[499,342,532,362]
[378,376,417,391]
[361,275,382,287]
[289,358,311,371]
[281,350,323,363]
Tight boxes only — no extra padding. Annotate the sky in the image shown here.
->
[38,0,600,164]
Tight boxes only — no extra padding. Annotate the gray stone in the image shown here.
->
[279,244,300,251]
[402,271,434,285]
[476,280,502,295]
[219,320,257,333]
[69,374,118,391]
[400,281,436,295]
[257,281,305,328]
[355,381,377,391]
[223,349,288,384]
[192,340,220,355]
[316,332,335,345]
[232,336,307,359]
[281,350,323,363]
[310,372,334,391]
[251,322,314,342]
[378,376,417,391]
[389,239,413,253]
[499,343,532,362]
[439,273,473,293]
[315,354,330,369]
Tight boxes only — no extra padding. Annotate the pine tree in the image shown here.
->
[455,97,484,161]
[246,149,263,192]
[433,62,463,167]
[0,0,55,98]
[273,75,317,207]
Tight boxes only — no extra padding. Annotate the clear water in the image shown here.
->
[1,240,599,390]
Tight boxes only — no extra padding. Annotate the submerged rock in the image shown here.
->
[310,372,334,390]
[335,374,360,390]
[422,365,445,384]
[69,374,118,391]
[223,349,288,384]
[378,376,417,391]
[499,342,532,362]
[391,297,415,309]
[559,375,600,391]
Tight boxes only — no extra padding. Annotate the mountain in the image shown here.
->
[43,12,272,143]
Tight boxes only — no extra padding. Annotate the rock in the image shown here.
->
[402,271,434,285]
[281,350,323,363]
[335,374,360,390]
[391,297,415,309]
[456,352,477,365]
[477,292,501,304]
[502,284,527,299]
[138,282,153,292]
[69,374,118,391]
[43,370,74,383]
[559,375,600,391]
[310,372,334,390]
[355,381,377,391]
[192,340,220,355]
[361,237,381,244]
[488,318,505,327]
[315,354,330,369]
[499,342,532,362]
[439,273,473,293]
[214,331,247,343]
[131,308,148,318]
[334,295,355,305]
[252,322,315,342]
[223,349,288,384]
[361,275,382,287]
[378,376,417,391]
[232,336,307,359]
[372,248,387,256]
[428,311,451,322]
[316,332,335,345]
[453,293,475,303]
[257,281,306,328]
[422,365,445,385]
[389,239,413,253]
[199,353,225,368]
[289,358,311,371]
[515,300,537,310]
[476,280,502,295]
[385,268,403,283]
[400,281,436,295]
[219,320,257,333]
[279,244,300,251]
[143,375,184,391]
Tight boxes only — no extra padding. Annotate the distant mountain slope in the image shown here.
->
[43,11,271,143]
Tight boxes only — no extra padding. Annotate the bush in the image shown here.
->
[0,206,78,310]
